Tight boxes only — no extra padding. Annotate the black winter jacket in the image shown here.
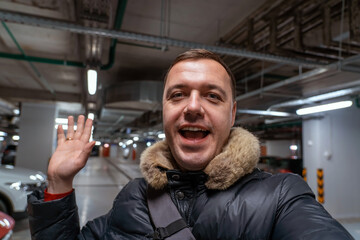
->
[28,128,353,239]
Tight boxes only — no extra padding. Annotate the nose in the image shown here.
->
[184,92,204,117]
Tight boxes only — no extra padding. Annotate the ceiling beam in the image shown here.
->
[0,87,81,103]
[0,9,325,68]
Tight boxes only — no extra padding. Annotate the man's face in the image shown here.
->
[162,59,236,171]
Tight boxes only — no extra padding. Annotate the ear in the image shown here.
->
[231,100,237,127]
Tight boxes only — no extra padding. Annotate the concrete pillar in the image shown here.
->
[302,105,360,219]
[16,102,57,173]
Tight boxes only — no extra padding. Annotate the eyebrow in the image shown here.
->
[165,84,186,99]
[165,83,228,99]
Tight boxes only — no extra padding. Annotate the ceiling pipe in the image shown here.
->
[235,67,330,101]
[0,2,127,70]
[101,0,127,70]
[1,21,54,94]
[235,52,360,102]
[237,63,285,84]
[224,1,352,73]
[117,41,163,50]
[0,52,85,67]
[0,10,325,68]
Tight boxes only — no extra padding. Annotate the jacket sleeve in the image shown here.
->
[28,190,80,240]
[28,189,108,240]
[272,174,354,240]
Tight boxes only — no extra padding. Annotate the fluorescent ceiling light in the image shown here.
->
[133,136,139,141]
[95,141,101,146]
[87,69,97,95]
[0,131,7,137]
[237,109,294,117]
[296,100,353,115]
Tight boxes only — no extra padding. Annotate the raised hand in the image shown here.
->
[47,115,95,194]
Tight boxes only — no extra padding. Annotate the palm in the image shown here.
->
[49,140,89,180]
[47,115,95,193]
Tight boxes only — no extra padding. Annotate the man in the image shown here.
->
[28,49,353,239]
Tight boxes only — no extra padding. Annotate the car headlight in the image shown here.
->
[5,181,47,192]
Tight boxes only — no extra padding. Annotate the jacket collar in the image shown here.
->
[140,127,260,190]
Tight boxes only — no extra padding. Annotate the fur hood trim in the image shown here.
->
[140,127,260,190]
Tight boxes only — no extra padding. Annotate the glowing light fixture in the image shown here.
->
[87,69,97,95]
[296,100,353,115]
[290,145,298,151]
[133,136,139,141]
[95,141,101,146]
[13,109,20,115]
[0,131,7,136]
[12,135,20,141]
[88,113,94,120]
[158,133,166,139]
[55,118,68,124]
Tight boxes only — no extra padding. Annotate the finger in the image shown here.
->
[66,116,74,139]
[57,125,66,145]
[74,115,85,140]
[80,118,93,143]
[78,141,96,166]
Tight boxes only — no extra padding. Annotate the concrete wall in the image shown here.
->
[266,140,301,158]
[303,104,360,219]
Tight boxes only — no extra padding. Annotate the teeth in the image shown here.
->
[181,127,207,131]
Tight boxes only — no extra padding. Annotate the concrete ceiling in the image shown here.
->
[0,0,360,142]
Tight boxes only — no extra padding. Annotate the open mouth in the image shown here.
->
[179,127,210,140]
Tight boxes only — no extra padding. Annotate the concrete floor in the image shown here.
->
[12,156,360,239]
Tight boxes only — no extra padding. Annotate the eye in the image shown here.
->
[207,93,222,102]
[169,92,184,100]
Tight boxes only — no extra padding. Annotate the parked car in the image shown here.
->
[0,165,47,219]
[0,211,14,240]
[1,145,17,166]
[257,156,303,175]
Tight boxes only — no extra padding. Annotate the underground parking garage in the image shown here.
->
[0,0,359,239]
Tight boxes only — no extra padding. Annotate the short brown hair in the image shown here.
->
[164,49,236,100]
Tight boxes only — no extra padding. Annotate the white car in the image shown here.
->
[0,165,47,219]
